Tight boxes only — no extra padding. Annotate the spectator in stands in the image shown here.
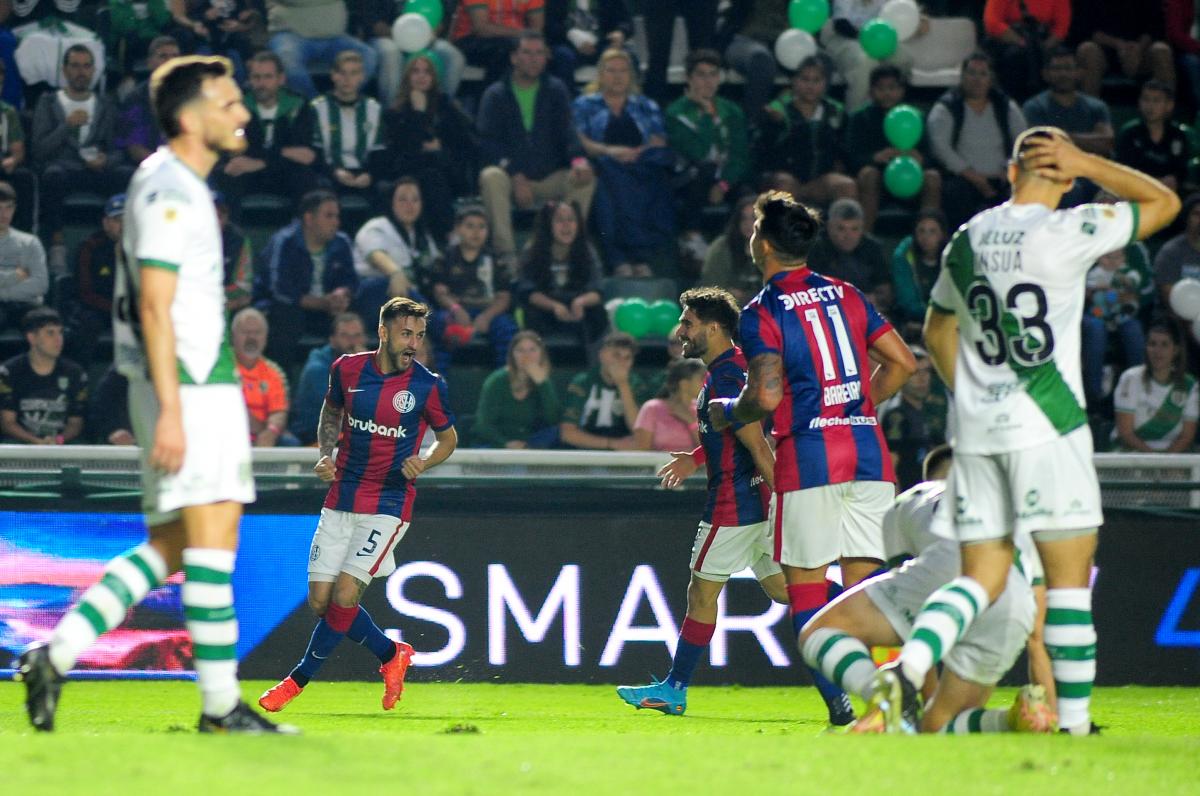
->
[266,0,378,98]
[1165,0,1200,111]
[633,358,703,452]
[65,193,123,364]
[381,53,478,240]
[88,364,133,446]
[515,199,606,350]
[982,0,1070,101]
[1113,321,1199,452]
[0,59,33,233]
[882,347,946,489]
[807,198,893,312]
[0,307,86,445]
[103,0,173,86]
[1154,193,1200,313]
[927,51,1028,230]
[217,49,318,203]
[472,329,563,448]
[289,311,366,444]
[32,45,129,263]
[891,209,948,330]
[823,0,920,112]
[640,0,718,106]
[665,49,751,275]
[477,30,595,261]
[699,194,760,306]
[0,181,47,332]
[115,36,180,168]
[846,64,942,232]
[574,48,675,277]
[757,56,858,207]
[353,178,441,317]
[1114,80,1191,195]
[1074,0,1173,100]
[310,49,385,204]
[1082,246,1149,408]
[348,0,404,104]
[169,0,260,70]
[544,0,633,91]
[715,0,783,119]
[560,330,648,450]
[215,192,253,312]
[451,0,546,88]
[232,307,296,447]
[254,189,359,366]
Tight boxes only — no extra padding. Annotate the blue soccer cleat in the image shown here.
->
[616,677,687,716]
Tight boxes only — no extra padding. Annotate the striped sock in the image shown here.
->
[787,583,848,709]
[183,548,240,718]
[801,628,877,702]
[666,617,714,689]
[899,576,989,688]
[346,606,396,664]
[1044,588,1096,732]
[48,543,168,675]
[944,708,1010,733]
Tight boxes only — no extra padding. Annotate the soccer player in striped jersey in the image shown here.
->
[871,128,1180,735]
[709,191,917,726]
[259,297,457,713]
[616,287,783,716]
[16,56,297,734]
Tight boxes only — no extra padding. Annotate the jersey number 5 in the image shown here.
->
[967,282,1055,367]
[803,305,859,380]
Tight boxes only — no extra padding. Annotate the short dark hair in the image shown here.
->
[151,55,234,139]
[600,330,638,355]
[63,44,94,67]
[330,311,363,335]
[0,180,17,204]
[379,297,430,326]
[149,35,179,55]
[754,191,821,264]
[454,203,487,225]
[923,444,953,481]
[298,188,338,218]
[1142,78,1175,101]
[680,287,740,337]
[512,28,546,53]
[869,63,904,88]
[249,50,285,74]
[685,48,722,76]
[962,50,993,73]
[22,306,62,334]
[796,55,826,77]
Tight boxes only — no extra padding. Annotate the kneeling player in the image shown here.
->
[259,298,457,712]
[799,446,1056,733]
[617,288,785,716]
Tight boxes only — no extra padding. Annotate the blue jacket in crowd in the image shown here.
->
[252,220,358,307]
[477,74,584,181]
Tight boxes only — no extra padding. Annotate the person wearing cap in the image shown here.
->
[65,193,123,363]
[0,179,47,334]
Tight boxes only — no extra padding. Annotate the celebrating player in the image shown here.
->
[801,445,1056,734]
[259,296,457,713]
[871,127,1180,735]
[616,287,783,716]
[16,56,296,733]
[709,191,916,726]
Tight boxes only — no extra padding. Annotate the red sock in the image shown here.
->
[325,602,360,633]
[787,582,827,615]
[680,616,716,646]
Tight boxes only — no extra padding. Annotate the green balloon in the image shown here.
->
[859,18,898,60]
[405,0,443,28]
[615,298,652,338]
[884,155,923,199]
[648,300,681,338]
[788,0,829,34]
[884,104,923,150]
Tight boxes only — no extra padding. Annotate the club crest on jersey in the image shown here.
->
[393,390,416,413]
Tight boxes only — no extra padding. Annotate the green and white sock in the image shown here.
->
[183,548,241,718]
[899,576,989,688]
[944,708,1009,733]
[1045,587,1095,733]
[801,628,877,702]
[49,543,168,675]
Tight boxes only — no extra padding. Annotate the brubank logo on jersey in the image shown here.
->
[348,414,407,438]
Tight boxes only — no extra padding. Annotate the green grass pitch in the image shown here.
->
[3,682,1198,795]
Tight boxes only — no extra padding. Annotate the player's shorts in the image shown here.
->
[933,426,1103,544]
[128,379,255,526]
[308,508,407,583]
[864,540,1036,685]
[689,520,781,583]
[769,481,893,568]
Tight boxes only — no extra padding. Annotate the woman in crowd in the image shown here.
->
[472,331,562,449]
[633,358,705,452]
[1112,321,1199,452]
[353,178,442,320]
[700,195,760,307]
[891,210,948,329]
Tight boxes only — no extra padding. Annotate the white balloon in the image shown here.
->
[1169,277,1200,321]
[880,0,921,41]
[774,29,817,71]
[392,12,434,53]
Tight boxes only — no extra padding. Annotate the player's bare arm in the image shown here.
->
[314,399,343,481]
[401,426,457,480]
[709,352,782,430]
[867,328,917,405]
[734,422,776,492]
[140,266,185,473]
[923,307,958,391]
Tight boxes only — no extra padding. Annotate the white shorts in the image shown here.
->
[934,426,1103,544]
[128,380,256,526]
[769,481,893,568]
[864,540,1036,685]
[689,520,781,583]
[307,508,407,583]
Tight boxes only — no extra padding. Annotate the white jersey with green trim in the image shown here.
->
[929,200,1138,454]
[114,146,235,385]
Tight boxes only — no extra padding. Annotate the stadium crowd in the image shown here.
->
[0,0,1198,475]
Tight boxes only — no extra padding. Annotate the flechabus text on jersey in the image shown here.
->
[347,415,407,438]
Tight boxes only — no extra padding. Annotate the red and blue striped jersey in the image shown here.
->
[740,268,896,492]
[323,351,455,520]
[697,346,769,526]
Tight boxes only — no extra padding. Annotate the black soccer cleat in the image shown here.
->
[15,642,65,732]
[828,691,857,727]
[198,701,301,735]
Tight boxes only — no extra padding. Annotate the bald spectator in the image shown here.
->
[232,307,296,447]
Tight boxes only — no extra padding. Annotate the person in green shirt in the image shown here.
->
[472,330,563,448]
[560,331,649,450]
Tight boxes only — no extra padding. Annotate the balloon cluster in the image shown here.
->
[614,299,681,339]
[776,0,923,68]
[883,104,924,198]
[1168,278,1200,342]
[393,0,443,53]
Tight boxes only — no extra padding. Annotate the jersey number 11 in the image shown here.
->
[803,305,859,381]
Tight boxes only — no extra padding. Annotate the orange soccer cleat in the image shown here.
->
[380,641,415,710]
[258,676,303,713]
